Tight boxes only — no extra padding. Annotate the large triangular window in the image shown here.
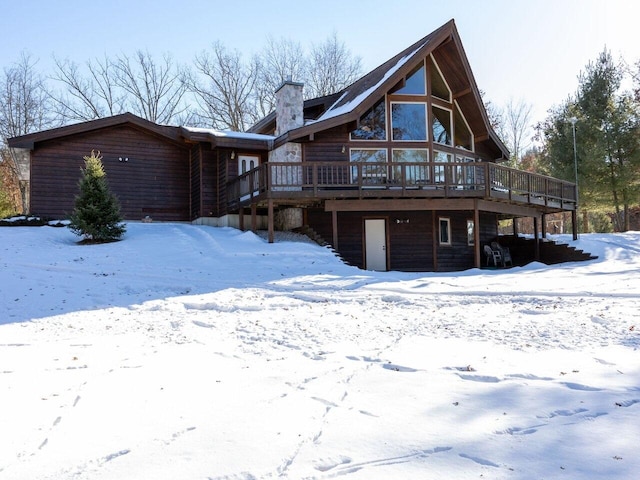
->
[350,98,386,140]
[390,62,426,95]
[428,55,451,102]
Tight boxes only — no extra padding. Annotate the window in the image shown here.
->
[428,55,451,101]
[350,98,386,140]
[467,220,475,246]
[392,149,429,184]
[433,150,452,183]
[350,149,388,184]
[454,102,473,150]
[439,217,451,246]
[456,155,477,188]
[390,62,426,95]
[391,102,427,141]
[432,106,452,145]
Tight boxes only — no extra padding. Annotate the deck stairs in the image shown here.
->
[497,236,598,266]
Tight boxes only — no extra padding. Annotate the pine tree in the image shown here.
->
[68,151,126,242]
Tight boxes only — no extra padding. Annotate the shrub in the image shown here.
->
[68,151,126,243]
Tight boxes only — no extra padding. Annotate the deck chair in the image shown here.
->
[491,242,513,267]
[484,244,502,267]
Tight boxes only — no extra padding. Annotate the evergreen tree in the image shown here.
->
[68,151,125,242]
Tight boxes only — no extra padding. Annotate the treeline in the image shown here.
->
[0,33,362,214]
[535,50,640,232]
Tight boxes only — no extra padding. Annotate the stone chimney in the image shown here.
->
[275,80,304,136]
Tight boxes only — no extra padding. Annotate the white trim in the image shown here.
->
[439,217,452,246]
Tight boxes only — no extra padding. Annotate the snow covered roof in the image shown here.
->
[181,126,275,142]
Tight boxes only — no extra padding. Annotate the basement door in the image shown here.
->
[364,219,387,271]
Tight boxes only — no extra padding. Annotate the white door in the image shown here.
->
[365,219,387,271]
[238,155,260,199]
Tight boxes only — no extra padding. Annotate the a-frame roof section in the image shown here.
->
[7,112,183,150]
[277,19,508,160]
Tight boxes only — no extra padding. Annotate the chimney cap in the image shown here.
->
[275,80,304,95]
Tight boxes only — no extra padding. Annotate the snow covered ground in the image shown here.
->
[1,223,638,480]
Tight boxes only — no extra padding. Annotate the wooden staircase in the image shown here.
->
[497,236,597,266]
[292,225,351,265]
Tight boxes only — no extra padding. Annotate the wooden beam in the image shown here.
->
[572,209,578,241]
[251,203,257,232]
[474,201,481,268]
[541,213,547,239]
[332,210,339,249]
[476,199,542,218]
[325,198,476,212]
[432,212,438,271]
[453,87,472,99]
[533,216,540,261]
[268,199,274,243]
[238,208,244,231]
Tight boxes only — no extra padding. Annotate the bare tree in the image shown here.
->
[188,42,259,131]
[114,50,189,124]
[254,36,307,118]
[503,98,533,166]
[0,52,56,212]
[306,32,362,98]
[52,55,125,122]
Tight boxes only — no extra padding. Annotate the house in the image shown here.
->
[8,20,579,272]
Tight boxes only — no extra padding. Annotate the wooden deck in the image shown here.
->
[228,161,577,214]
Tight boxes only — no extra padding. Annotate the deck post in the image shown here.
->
[541,213,547,239]
[238,208,245,231]
[268,199,274,243]
[533,216,540,262]
[473,202,480,268]
[251,203,257,232]
[572,209,578,241]
[332,210,339,249]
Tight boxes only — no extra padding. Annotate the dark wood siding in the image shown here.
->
[190,144,201,219]
[303,125,349,162]
[30,125,189,221]
[308,208,499,272]
[201,148,219,217]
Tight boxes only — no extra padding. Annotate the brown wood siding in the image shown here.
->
[303,125,349,162]
[30,125,190,221]
[190,144,202,219]
[308,208,498,271]
[201,148,219,217]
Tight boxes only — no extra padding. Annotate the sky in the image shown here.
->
[1,223,639,478]
[3,0,640,127]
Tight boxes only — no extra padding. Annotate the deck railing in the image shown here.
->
[228,161,577,210]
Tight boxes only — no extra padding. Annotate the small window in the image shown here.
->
[439,217,451,246]
[392,102,427,141]
[350,98,386,140]
[467,220,475,246]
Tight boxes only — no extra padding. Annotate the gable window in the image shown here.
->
[392,149,429,184]
[428,55,451,102]
[432,106,452,145]
[467,219,475,246]
[454,102,473,150]
[390,62,426,95]
[439,217,451,246]
[391,102,427,141]
[350,98,386,140]
[350,148,388,185]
